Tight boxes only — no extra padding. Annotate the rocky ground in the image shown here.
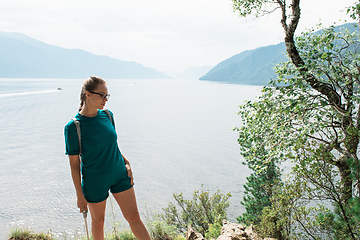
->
[186,220,277,240]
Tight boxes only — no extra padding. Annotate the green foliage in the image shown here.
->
[346,2,360,20]
[9,228,54,240]
[161,187,231,236]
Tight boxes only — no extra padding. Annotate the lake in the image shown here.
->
[0,78,262,239]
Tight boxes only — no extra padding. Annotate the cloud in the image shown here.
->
[0,0,355,73]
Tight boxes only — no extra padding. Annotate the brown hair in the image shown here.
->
[79,76,106,111]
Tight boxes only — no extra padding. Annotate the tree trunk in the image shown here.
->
[337,156,353,202]
[280,0,343,110]
[335,156,357,239]
[279,1,354,204]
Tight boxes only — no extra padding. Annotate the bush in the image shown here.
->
[147,220,181,240]
[145,205,185,240]
[161,186,231,236]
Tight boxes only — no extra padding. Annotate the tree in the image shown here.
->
[232,3,358,201]
[237,23,360,239]
[232,0,360,238]
[233,121,282,227]
[236,156,281,226]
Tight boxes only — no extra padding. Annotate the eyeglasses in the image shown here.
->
[88,91,110,100]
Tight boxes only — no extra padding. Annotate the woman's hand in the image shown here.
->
[122,154,134,185]
[77,194,88,213]
[68,155,88,213]
[125,163,134,185]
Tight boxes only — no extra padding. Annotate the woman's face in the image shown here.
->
[86,83,109,110]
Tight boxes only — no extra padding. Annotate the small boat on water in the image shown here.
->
[57,88,62,90]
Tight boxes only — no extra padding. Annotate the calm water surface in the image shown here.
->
[0,78,261,239]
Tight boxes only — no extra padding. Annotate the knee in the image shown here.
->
[92,217,105,227]
[125,211,141,224]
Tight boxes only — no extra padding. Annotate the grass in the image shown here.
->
[9,227,54,240]
[9,226,186,240]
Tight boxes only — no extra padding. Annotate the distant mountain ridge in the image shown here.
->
[200,22,358,85]
[0,31,170,79]
[200,43,287,85]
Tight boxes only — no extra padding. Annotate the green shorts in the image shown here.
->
[82,169,133,203]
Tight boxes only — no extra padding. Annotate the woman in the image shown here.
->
[64,76,150,240]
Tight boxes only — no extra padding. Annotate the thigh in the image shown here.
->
[88,199,107,223]
[112,187,140,221]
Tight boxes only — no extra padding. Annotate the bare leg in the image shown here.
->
[112,188,151,240]
[88,200,107,240]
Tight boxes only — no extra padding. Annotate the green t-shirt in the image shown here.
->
[64,109,125,175]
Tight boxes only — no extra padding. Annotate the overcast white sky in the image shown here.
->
[0,0,356,74]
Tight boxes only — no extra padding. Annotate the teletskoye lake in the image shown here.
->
[0,78,261,238]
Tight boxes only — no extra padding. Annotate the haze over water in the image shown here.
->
[0,78,261,238]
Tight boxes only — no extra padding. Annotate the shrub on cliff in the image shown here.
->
[161,187,231,237]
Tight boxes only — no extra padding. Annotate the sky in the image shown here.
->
[0,0,356,75]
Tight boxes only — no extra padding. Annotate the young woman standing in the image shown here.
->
[64,76,150,240]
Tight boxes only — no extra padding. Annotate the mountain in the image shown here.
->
[200,22,359,85]
[199,42,287,85]
[0,31,170,79]
[176,66,213,79]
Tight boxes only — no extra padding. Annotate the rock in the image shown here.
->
[186,225,206,240]
[216,220,255,240]
[185,221,277,240]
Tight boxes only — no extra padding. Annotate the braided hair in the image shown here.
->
[79,76,106,111]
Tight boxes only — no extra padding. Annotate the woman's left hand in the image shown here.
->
[123,154,134,185]
[125,163,134,185]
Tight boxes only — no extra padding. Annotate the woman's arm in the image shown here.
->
[68,155,88,212]
[122,154,134,185]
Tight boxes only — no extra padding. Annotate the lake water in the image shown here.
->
[0,78,262,239]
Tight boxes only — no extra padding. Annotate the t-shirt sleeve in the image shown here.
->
[64,121,80,155]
